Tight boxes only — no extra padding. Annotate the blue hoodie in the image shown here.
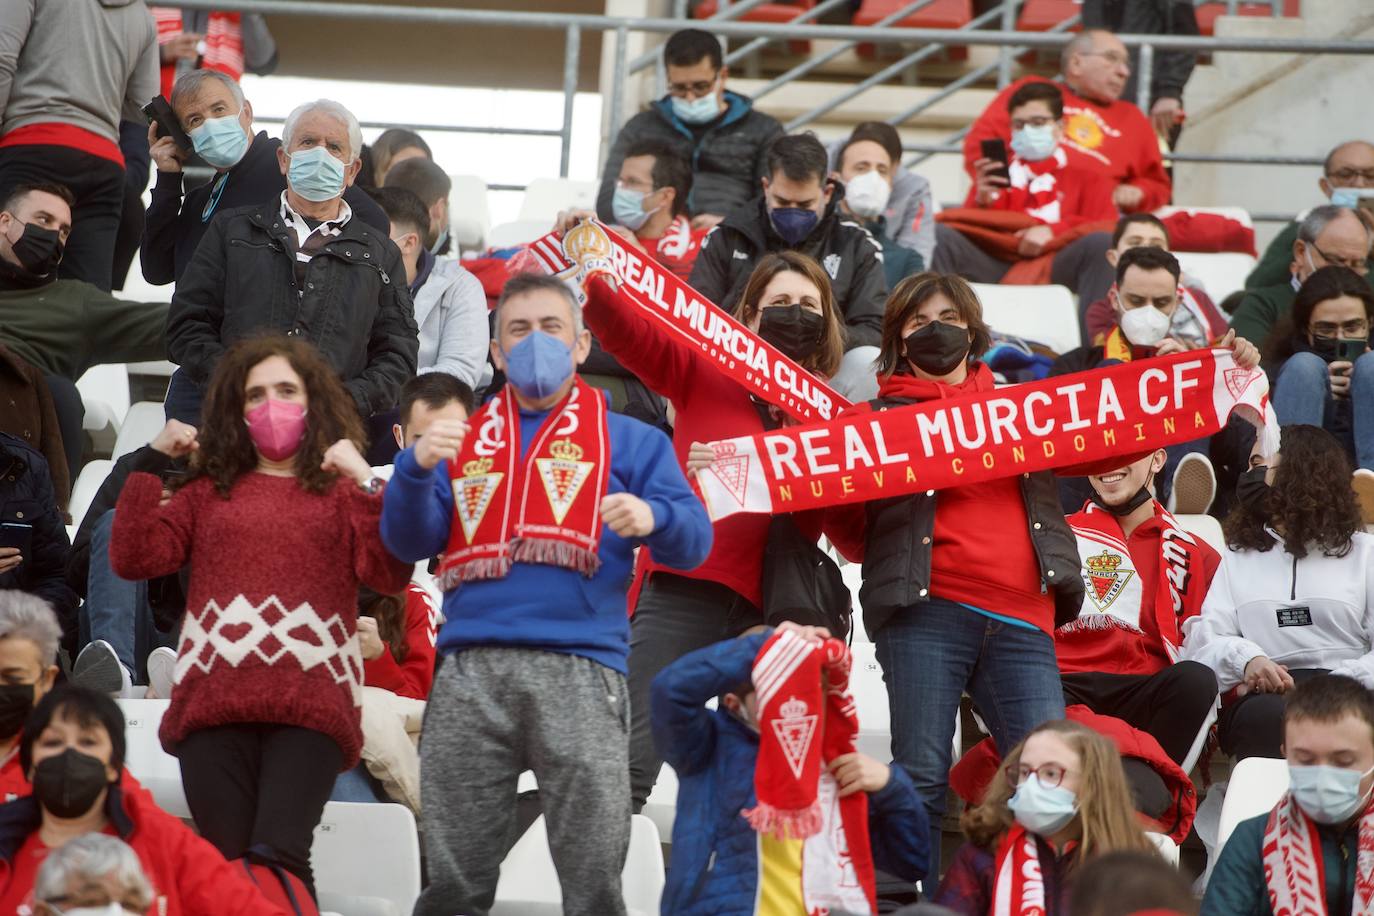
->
[380,400,712,674]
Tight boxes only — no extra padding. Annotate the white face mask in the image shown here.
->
[1119,303,1172,347]
[56,905,136,916]
[845,170,891,220]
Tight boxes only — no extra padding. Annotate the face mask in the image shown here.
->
[4,218,63,277]
[245,398,308,461]
[1011,124,1059,162]
[1289,763,1374,824]
[55,905,131,916]
[611,186,660,232]
[1235,465,1272,516]
[1008,774,1079,836]
[428,226,449,257]
[32,748,110,819]
[0,683,35,740]
[670,89,721,125]
[758,305,826,362]
[286,146,347,203]
[845,171,891,220]
[1329,187,1374,209]
[903,321,971,376]
[189,111,250,170]
[770,207,819,246]
[1119,304,1172,347]
[1090,482,1154,517]
[504,331,575,400]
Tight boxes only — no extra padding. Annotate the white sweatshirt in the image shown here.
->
[1181,529,1374,691]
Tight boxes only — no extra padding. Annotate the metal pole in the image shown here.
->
[255,114,561,137]
[1226,0,1238,13]
[1136,42,1154,112]
[889,60,1002,127]
[559,24,580,178]
[610,25,629,136]
[998,0,1017,89]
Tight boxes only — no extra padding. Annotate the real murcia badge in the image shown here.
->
[772,695,819,779]
[454,457,503,544]
[1084,549,1133,612]
[536,438,594,524]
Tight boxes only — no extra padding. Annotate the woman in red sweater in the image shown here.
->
[108,336,410,893]
[581,251,846,810]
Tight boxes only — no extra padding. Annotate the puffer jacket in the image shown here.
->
[651,631,929,916]
[167,199,419,417]
[596,91,783,220]
[0,434,77,638]
[688,192,888,349]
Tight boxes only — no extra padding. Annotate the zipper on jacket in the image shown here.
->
[319,249,391,285]
[1291,555,1298,601]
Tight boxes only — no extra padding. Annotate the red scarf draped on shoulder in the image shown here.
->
[991,824,1062,916]
[1263,792,1374,916]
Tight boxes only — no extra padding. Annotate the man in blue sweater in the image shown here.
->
[381,273,713,916]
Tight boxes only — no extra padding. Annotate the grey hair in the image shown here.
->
[34,834,154,910]
[1061,29,1110,73]
[0,591,61,664]
[169,68,245,113]
[1298,204,1368,245]
[282,99,364,163]
[495,273,585,335]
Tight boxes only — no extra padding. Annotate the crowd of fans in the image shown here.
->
[1,2,1373,915]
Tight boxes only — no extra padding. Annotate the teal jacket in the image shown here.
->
[1202,810,1361,916]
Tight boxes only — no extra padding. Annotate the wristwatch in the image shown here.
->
[361,476,385,496]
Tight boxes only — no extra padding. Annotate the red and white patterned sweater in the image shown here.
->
[110,471,410,768]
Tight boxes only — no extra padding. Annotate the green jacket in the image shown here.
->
[866,216,926,289]
[1202,810,1360,916]
[0,273,167,381]
[1227,282,1295,352]
[1248,218,1374,290]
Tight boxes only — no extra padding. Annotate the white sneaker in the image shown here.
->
[72,640,132,697]
[146,647,178,700]
[1168,453,1217,516]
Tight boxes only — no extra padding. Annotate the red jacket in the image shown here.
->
[0,785,287,915]
[362,583,439,700]
[949,705,1197,844]
[964,76,1171,213]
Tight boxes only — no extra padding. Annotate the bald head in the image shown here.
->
[1321,141,1374,201]
[1062,29,1130,103]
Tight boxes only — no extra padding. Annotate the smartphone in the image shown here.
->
[980,138,1010,183]
[0,522,32,552]
[141,95,192,154]
[1337,338,1366,362]
[160,468,188,485]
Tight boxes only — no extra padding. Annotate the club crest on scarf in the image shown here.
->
[536,438,595,525]
[455,456,504,544]
[773,696,820,780]
[1225,367,1262,400]
[705,441,752,508]
[1084,550,1133,611]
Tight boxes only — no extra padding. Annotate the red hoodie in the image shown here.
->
[362,583,439,700]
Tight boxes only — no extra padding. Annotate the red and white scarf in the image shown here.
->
[743,629,877,914]
[1007,147,1069,226]
[436,379,609,586]
[992,825,1053,916]
[1263,792,1374,916]
[153,9,246,98]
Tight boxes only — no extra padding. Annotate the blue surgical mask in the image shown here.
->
[286,146,347,202]
[770,206,819,246]
[1289,763,1374,824]
[1332,187,1362,209]
[1008,774,1078,836]
[189,110,250,170]
[504,331,575,400]
[670,91,721,125]
[429,226,449,257]
[612,186,660,232]
[1011,124,1059,163]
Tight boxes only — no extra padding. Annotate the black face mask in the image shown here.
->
[1090,485,1154,517]
[903,321,971,376]
[758,305,825,362]
[32,747,111,819]
[1236,466,1272,516]
[6,221,62,277]
[0,683,35,740]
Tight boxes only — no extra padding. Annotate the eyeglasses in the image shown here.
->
[1005,762,1074,789]
[667,75,719,98]
[1311,320,1370,339]
[1081,50,1130,67]
[616,177,655,193]
[1328,168,1374,185]
[1311,243,1371,275]
[1010,116,1057,131]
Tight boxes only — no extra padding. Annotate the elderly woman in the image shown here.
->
[32,834,153,916]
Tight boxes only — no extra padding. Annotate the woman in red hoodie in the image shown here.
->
[826,272,1085,877]
[581,251,846,810]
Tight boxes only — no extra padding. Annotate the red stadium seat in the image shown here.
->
[1195,0,1300,37]
[1014,0,1081,66]
[694,0,816,55]
[853,0,974,62]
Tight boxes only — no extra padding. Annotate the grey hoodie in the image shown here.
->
[826,137,936,269]
[0,0,159,145]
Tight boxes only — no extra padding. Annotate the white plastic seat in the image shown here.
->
[448,174,492,251]
[488,220,554,250]
[970,283,1081,356]
[641,763,678,841]
[1216,757,1290,854]
[125,359,178,377]
[312,801,422,916]
[115,698,190,819]
[1147,831,1180,867]
[492,814,663,916]
[517,178,598,223]
[1175,251,1258,304]
[76,364,130,433]
[1174,513,1225,553]
[849,642,892,764]
[68,459,114,534]
[112,401,169,461]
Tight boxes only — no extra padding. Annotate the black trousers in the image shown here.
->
[0,145,124,292]
[1218,668,1330,760]
[177,724,343,893]
[43,373,84,497]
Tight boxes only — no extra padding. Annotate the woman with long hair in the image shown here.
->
[1183,423,1374,760]
[581,251,846,810]
[108,335,410,893]
[934,720,1154,914]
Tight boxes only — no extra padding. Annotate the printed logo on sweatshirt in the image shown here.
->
[1084,549,1134,611]
[824,253,842,279]
[535,438,594,525]
[773,695,819,780]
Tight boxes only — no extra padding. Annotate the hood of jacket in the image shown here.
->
[651,89,755,136]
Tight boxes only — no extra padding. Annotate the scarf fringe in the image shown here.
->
[1056,614,1144,636]
[509,537,601,577]
[741,799,824,841]
[434,556,512,588]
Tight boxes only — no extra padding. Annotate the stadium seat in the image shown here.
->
[115,698,191,819]
[449,174,492,252]
[1174,513,1224,554]
[694,0,816,55]
[853,0,974,62]
[1016,0,1081,32]
[312,801,422,916]
[68,459,114,536]
[1195,0,1300,37]
[488,220,554,250]
[1147,831,1180,867]
[1175,251,1258,305]
[1216,756,1289,854]
[125,360,178,378]
[112,401,168,461]
[849,642,892,764]
[641,763,678,841]
[970,283,1081,356]
[77,364,130,433]
[517,178,598,224]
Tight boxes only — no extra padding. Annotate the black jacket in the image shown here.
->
[856,400,1083,636]
[166,200,419,417]
[141,131,390,286]
[596,91,783,220]
[0,435,78,637]
[1082,0,1199,105]
[687,192,888,349]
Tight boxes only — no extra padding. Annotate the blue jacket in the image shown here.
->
[652,632,929,915]
[380,401,712,674]
[1202,809,1360,916]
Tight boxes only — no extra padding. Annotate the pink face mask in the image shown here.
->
[245,398,307,461]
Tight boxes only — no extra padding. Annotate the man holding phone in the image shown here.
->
[0,432,77,649]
